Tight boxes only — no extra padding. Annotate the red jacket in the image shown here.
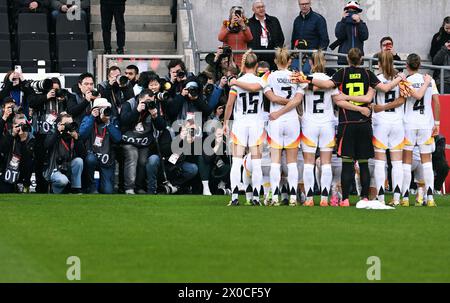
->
[218,25,253,68]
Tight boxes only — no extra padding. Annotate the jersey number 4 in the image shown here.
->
[240,92,260,115]
[413,98,425,114]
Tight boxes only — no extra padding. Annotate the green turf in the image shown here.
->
[0,194,449,282]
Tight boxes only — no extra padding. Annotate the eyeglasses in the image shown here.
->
[299,2,311,6]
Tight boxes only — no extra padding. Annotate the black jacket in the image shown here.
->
[335,18,369,65]
[0,118,35,177]
[67,85,92,126]
[97,80,134,118]
[44,130,86,162]
[248,14,285,51]
[166,94,210,124]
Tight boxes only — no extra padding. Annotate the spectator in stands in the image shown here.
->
[247,0,284,70]
[80,98,122,194]
[100,0,126,54]
[68,73,100,126]
[218,6,253,68]
[0,70,35,119]
[14,0,50,15]
[29,77,72,193]
[0,111,34,193]
[44,113,85,194]
[125,65,139,87]
[291,0,329,50]
[334,1,369,65]
[50,0,90,30]
[432,33,450,94]
[430,17,450,59]
[98,66,134,118]
[120,89,167,194]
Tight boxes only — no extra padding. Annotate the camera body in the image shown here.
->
[144,100,157,111]
[54,89,68,99]
[64,122,78,133]
[91,90,100,98]
[100,107,112,117]
[176,70,186,79]
[18,122,31,132]
[222,45,232,57]
[118,75,129,87]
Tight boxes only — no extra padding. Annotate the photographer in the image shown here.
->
[198,126,231,195]
[197,71,224,113]
[120,89,167,194]
[146,115,199,195]
[166,77,210,124]
[205,46,238,83]
[166,59,193,96]
[218,6,253,68]
[68,73,100,126]
[44,113,85,194]
[29,77,71,193]
[98,66,134,117]
[79,98,122,194]
[0,112,34,193]
[334,1,369,65]
[0,70,35,119]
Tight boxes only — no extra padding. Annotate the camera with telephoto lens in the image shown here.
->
[64,122,78,133]
[17,122,31,132]
[222,45,232,58]
[148,90,169,101]
[197,72,215,96]
[187,87,200,98]
[91,90,100,97]
[26,79,53,93]
[100,107,112,117]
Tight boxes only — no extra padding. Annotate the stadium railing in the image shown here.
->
[194,49,450,94]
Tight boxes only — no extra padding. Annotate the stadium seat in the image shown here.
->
[0,0,7,14]
[57,39,88,73]
[0,39,12,72]
[17,13,49,40]
[55,13,87,37]
[0,12,9,40]
[19,40,51,72]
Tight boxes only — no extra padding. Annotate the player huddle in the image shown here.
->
[223,47,440,207]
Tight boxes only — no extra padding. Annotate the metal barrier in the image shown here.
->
[195,49,450,94]
[177,0,198,72]
[97,54,186,83]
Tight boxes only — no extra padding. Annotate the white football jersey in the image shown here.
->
[372,73,403,125]
[263,69,304,121]
[403,73,439,130]
[302,73,339,124]
[230,73,267,122]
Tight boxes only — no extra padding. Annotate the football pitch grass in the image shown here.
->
[0,194,449,283]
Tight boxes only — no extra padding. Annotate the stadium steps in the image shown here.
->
[90,0,176,55]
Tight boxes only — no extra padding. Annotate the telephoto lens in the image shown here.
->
[156,91,169,101]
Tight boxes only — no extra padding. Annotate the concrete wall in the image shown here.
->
[191,0,449,60]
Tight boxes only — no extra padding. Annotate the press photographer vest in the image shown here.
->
[34,99,63,135]
[2,139,23,184]
[89,122,114,167]
[122,98,155,147]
